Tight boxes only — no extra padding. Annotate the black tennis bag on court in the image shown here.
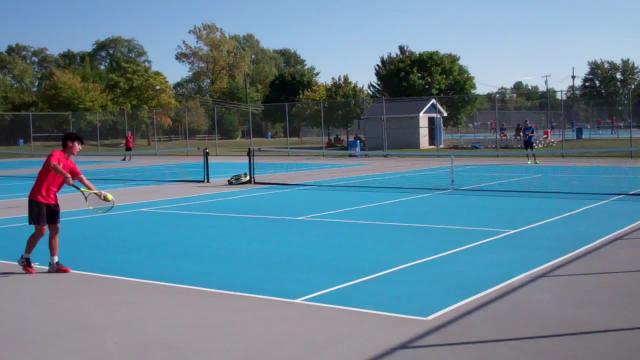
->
[228,173,250,185]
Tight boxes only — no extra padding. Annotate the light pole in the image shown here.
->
[244,54,255,147]
[542,74,551,130]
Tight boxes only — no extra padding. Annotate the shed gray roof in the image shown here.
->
[362,97,447,118]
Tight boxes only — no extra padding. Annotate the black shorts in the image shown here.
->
[125,147,133,152]
[523,141,534,150]
[28,199,60,226]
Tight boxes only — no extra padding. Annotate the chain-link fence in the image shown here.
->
[1,91,638,158]
[439,89,638,157]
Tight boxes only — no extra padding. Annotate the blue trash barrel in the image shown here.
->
[576,127,583,140]
[347,140,360,153]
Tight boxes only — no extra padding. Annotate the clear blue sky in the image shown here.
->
[2,0,638,94]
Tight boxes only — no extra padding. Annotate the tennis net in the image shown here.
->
[249,147,640,198]
[0,149,210,183]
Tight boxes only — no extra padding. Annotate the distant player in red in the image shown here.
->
[122,130,134,161]
[18,132,101,274]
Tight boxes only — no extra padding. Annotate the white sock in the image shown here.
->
[51,256,58,264]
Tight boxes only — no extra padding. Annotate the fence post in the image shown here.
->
[248,104,254,148]
[153,109,158,156]
[320,101,325,156]
[97,112,101,153]
[382,96,388,152]
[29,112,34,153]
[560,90,565,157]
[185,107,190,156]
[285,103,290,152]
[630,88,634,159]
[494,93,499,156]
[213,106,219,156]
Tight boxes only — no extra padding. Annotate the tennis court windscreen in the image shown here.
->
[250,147,640,198]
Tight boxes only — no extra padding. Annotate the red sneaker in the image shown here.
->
[48,261,71,273]
[17,256,36,274]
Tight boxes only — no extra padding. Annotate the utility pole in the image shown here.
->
[543,74,551,129]
[571,67,576,94]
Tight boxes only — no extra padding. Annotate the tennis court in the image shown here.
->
[0,156,353,201]
[1,150,639,319]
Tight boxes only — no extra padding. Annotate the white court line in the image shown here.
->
[301,174,541,219]
[296,188,640,302]
[0,181,150,202]
[0,186,310,228]
[304,217,511,232]
[144,208,511,232]
[0,178,293,220]
[0,192,29,199]
[143,209,300,221]
[0,161,450,214]
[464,171,640,179]
[258,164,454,187]
[426,214,640,320]
[0,180,33,186]
[0,260,425,321]
[326,167,464,186]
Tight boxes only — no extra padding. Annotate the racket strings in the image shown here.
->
[85,192,115,213]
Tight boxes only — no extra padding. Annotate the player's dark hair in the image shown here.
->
[61,132,85,148]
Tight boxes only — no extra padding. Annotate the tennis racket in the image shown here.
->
[70,184,115,213]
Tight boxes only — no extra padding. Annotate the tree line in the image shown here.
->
[1,21,638,136]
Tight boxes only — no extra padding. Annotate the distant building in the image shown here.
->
[356,97,447,150]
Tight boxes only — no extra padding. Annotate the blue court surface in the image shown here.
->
[1,163,639,319]
[0,159,116,170]
[0,160,352,201]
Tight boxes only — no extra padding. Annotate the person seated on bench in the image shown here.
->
[514,123,523,140]
[333,134,344,146]
[499,123,508,140]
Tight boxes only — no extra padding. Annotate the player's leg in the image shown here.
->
[44,203,70,273]
[18,225,46,273]
[19,200,50,273]
[47,223,70,273]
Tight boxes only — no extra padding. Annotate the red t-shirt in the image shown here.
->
[29,150,81,204]
[125,135,134,148]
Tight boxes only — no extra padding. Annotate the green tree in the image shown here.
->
[263,49,318,104]
[175,23,246,99]
[90,36,150,70]
[0,44,57,111]
[580,58,640,120]
[230,33,280,103]
[173,99,208,134]
[40,68,110,111]
[368,45,476,127]
[295,75,367,141]
[103,59,176,145]
[173,74,209,98]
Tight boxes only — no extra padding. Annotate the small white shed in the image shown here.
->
[355,97,447,150]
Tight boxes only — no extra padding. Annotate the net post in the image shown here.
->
[203,147,210,183]
[247,147,254,184]
[450,154,455,188]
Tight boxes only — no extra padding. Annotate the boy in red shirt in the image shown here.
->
[18,132,102,274]
[122,131,134,161]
